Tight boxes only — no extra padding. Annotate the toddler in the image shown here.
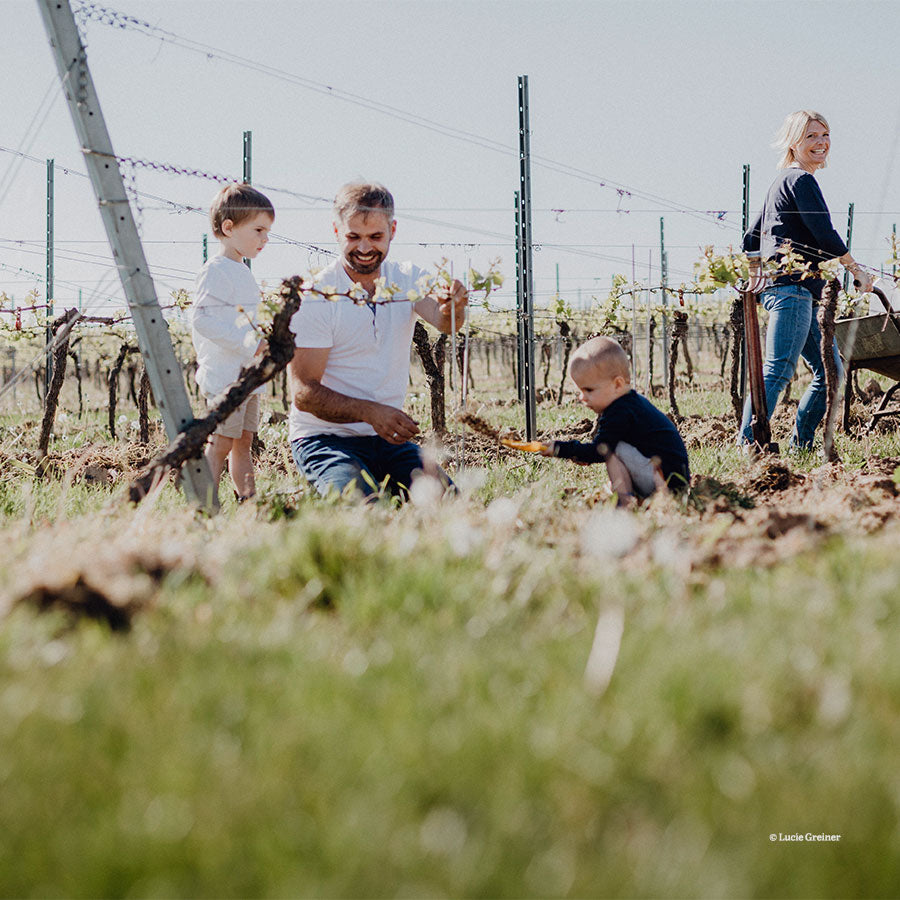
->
[191,183,274,500]
[541,336,690,505]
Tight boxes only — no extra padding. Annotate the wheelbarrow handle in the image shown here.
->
[854,283,897,334]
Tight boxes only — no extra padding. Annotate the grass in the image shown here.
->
[0,348,899,897]
[1,503,898,897]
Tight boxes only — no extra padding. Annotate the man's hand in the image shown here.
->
[436,278,468,326]
[290,347,419,441]
[416,279,469,333]
[366,402,419,444]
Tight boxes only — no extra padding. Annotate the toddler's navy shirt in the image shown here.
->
[553,390,690,489]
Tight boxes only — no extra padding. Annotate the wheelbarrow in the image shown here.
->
[834,285,900,432]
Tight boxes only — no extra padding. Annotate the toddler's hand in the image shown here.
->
[255,339,269,356]
[539,440,556,457]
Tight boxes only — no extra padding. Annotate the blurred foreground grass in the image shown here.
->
[0,477,898,897]
[1,356,899,897]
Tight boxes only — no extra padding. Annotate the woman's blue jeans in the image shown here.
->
[739,283,843,450]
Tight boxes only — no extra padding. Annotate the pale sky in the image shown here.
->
[2,0,899,317]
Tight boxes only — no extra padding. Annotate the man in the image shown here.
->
[288,182,467,499]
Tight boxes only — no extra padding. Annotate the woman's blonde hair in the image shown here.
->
[772,110,830,169]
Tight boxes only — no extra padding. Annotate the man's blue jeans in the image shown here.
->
[739,283,843,450]
[291,433,428,499]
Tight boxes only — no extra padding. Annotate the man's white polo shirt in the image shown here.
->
[288,258,425,440]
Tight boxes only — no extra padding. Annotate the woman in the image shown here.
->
[740,110,873,450]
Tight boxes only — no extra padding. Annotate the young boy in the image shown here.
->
[191,183,274,500]
[541,336,690,505]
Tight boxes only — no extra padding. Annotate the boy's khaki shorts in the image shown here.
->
[205,394,261,439]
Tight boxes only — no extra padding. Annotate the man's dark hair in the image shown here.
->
[333,182,395,223]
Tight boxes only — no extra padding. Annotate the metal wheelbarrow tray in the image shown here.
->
[835,305,900,431]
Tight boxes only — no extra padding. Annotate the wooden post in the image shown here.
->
[818,280,840,461]
[742,290,774,451]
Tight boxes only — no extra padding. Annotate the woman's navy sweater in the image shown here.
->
[742,168,847,299]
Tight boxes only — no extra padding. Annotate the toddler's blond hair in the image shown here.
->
[569,336,630,383]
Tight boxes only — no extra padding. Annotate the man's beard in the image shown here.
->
[346,249,384,275]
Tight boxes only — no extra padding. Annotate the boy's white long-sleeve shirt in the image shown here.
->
[191,255,263,397]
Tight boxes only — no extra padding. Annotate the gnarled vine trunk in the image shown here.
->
[138,367,152,444]
[412,321,447,433]
[556,319,573,405]
[667,310,688,419]
[37,309,81,460]
[728,297,745,427]
[108,343,135,439]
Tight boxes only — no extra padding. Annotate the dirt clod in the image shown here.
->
[742,459,800,494]
[20,576,134,631]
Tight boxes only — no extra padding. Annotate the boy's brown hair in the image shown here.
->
[333,182,394,224]
[209,183,274,238]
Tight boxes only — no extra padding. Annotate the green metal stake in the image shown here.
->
[660,217,668,388]
[76,287,83,374]
[202,233,208,264]
[739,163,750,401]
[646,250,652,395]
[45,158,54,397]
[517,75,536,440]
[741,164,750,234]
[514,190,524,402]
[243,130,252,185]
[843,203,854,293]
[242,130,252,269]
